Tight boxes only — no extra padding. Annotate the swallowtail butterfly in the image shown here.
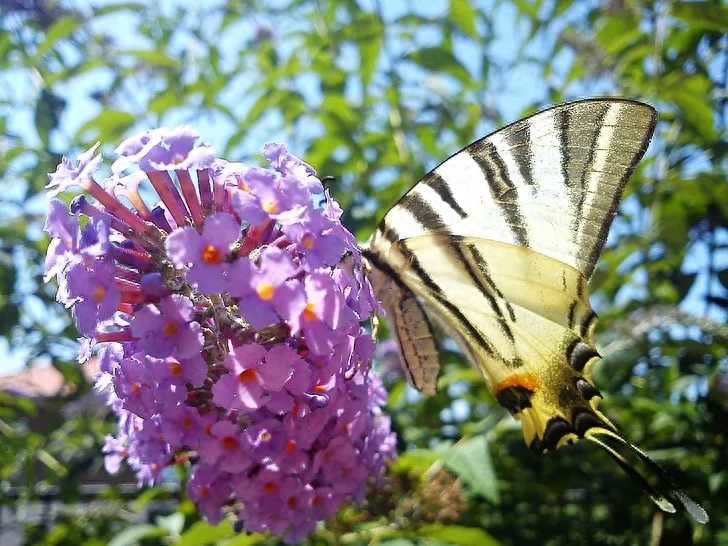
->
[362,98,708,523]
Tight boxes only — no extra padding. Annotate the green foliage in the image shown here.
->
[0,0,725,544]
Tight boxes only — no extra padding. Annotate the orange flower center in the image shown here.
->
[221,436,239,450]
[261,431,272,441]
[256,281,275,300]
[262,199,278,213]
[92,285,105,301]
[238,369,258,383]
[202,244,223,264]
[162,321,179,337]
[301,233,315,249]
[263,481,278,494]
[303,302,317,321]
[169,361,183,376]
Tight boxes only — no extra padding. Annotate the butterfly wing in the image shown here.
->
[366,98,656,392]
[363,98,708,522]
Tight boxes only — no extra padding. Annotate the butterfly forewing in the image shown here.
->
[373,99,657,280]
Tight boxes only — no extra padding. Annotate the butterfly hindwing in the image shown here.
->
[367,263,440,394]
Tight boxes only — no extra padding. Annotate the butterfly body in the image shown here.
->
[363,98,708,522]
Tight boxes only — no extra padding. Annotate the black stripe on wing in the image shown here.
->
[466,142,530,247]
[422,171,468,218]
[502,121,534,189]
[365,238,500,361]
[398,193,446,231]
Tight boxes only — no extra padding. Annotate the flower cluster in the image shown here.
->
[44,127,396,543]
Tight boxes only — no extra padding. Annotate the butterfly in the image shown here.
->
[362,98,708,523]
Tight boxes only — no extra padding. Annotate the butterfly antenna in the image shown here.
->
[586,429,708,524]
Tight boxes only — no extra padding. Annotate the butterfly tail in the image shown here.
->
[586,429,708,524]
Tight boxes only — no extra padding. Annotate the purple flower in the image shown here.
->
[211,343,294,411]
[159,404,202,447]
[114,354,160,419]
[243,419,287,464]
[78,214,112,258]
[165,212,243,293]
[130,295,203,358]
[112,126,215,174]
[282,208,347,269]
[64,259,121,335]
[232,246,304,329]
[102,435,128,474]
[229,165,309,226]
[46,142,101,196]
[44,128,397,544]
[262,142,323,194]
[187,465,234,524]
[289,272,347,355]
[44,200,80,281]
[205,420,252,473]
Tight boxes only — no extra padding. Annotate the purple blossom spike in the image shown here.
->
[44,130,396,544]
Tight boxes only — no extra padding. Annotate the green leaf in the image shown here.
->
[155,512,185,535]
[442,436,499,503]
[595,15,642,54]
[107,524,168,546]
[77,109,135,141]
[35,17,80,59]
[405,47,471,83]
[352,12,383,88]
[392,448,441,473]
[418,524,500,546]
[132,485,169,511]
[178,519,235,546]
[717,268,728,290]
[672,1,728,32]
[664,86,718,142]
[450,0,479,39]
[222,532,270,545]
[123,49,182,69]
[94,2,147,16]
[0,254,18,335]
[34,89,65,148]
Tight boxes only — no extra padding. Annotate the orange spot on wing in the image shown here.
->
[494,373,540,394]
